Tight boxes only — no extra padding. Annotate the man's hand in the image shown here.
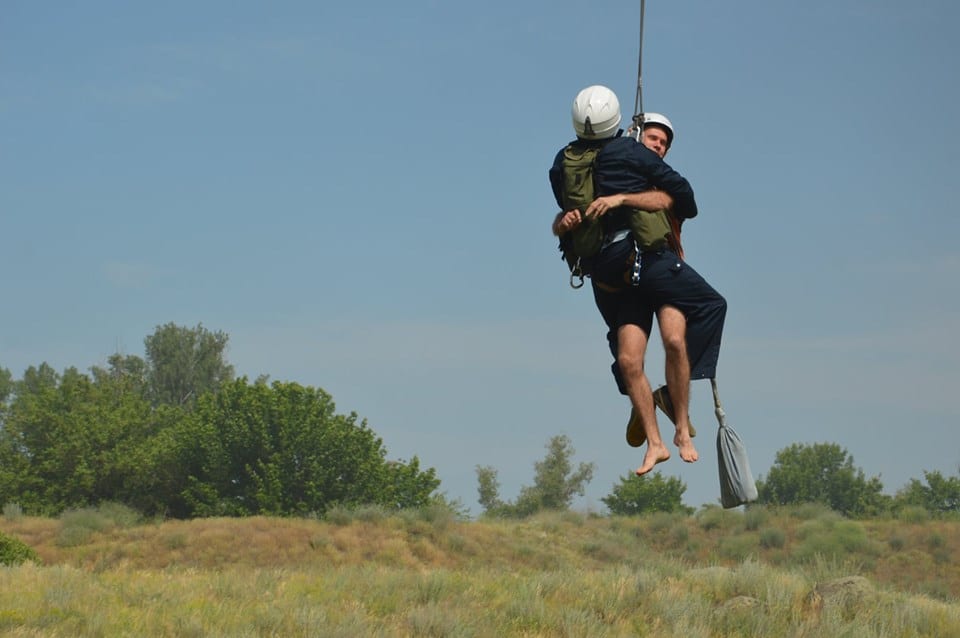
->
[583,195,625,220]
[552,210,582,236]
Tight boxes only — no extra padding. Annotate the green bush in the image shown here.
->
[55,503,142,547]
[759,527,786,549]
[323,504,390,526]
[743,506,769,531]
[59,507,112,533]
[718,534,755,561]
[97,502,142,528]
[897,505,930,523]
[696,505,740,531]
[669,522,690,547]
[791,502,836,520]
[926,533,945,549]
[2,502,23,521]
[646,511,684,534]
[793,519,876,564]
[0,532,40,566]
[323,505,353,526]
[57,525,94,547]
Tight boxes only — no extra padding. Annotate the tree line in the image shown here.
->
[477,437,960,519]
[0,323,439,518]
[2,322,957,520]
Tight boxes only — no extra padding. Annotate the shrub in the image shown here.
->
[887,535,906,551]
[324,505,354,526]
[59,507,112,533]
[718,534,755,561]
[669,522,690,547]
[0,532,40,566]
[352,505,389,523]
[791,502,837,521]
[55,503,142,547]
[759,527,786,549]
[897,505,930,523]
[793,519,875,564]
[97,502,142,528]
[932,548,951,566]
[697,505,739,531]
[57,525,94,547]
[743,506,769,531]
[2,502,23,521]
[646,511,684,534]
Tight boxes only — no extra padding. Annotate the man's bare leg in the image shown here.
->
[657,306,699,463]
[617,324,670,474]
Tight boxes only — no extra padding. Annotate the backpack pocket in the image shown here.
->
[628,208,672,252]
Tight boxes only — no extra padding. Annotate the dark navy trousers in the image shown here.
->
[593,249,727,394]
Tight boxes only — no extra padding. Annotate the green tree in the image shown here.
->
[0,364,160,515]
[475,465,505,516]
[144,322,234,407]
[896,469,960,515]
[0,366,12,405]
[159,378,439,517]
[602,472,692,516]
[0,366,12,431]
[476,435,595,517]
[18,363,58,395]
[93,353,150,399]
[514,435,594,515]
[756,442,887,516]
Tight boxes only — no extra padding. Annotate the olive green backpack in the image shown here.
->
[558,141,604,287]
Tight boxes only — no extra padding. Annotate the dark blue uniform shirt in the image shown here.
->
[549,134,698,230]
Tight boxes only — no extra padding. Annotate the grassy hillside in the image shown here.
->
[0,504,958,636]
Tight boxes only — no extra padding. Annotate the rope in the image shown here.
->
[633,0,646,120]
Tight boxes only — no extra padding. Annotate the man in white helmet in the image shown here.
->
[550,85,726,475]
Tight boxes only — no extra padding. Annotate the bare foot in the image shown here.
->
[635,443,670,475]
[673,430,699,463]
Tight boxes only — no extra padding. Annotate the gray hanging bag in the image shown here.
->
[711,379,758,508]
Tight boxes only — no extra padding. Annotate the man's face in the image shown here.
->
[640,126,670,159]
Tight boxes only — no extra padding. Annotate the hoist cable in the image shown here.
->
[633,0,646,121]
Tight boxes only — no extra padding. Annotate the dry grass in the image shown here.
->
[0,507,958,636]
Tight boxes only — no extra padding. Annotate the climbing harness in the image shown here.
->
[631,245,642,286]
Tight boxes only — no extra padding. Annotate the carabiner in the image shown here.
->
[569,259,585,289]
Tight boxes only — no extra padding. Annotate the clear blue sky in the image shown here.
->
[3,1,959,514]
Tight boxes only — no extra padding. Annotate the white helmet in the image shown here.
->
[638,112,674,147]
[572,85,622,139]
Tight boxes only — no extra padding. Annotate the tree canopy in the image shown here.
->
[476,435,595,517]
[755,442,888,516]
[144,322,234,406]
[0,324,439,518]
[602,472,692,516]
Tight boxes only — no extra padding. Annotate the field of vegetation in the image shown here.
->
[1,503,958,637]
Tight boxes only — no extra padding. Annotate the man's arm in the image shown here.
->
[552,209,581,236]
[628,144,698,219]
[583,190,674,220]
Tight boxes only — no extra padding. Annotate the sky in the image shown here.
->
[2,0,959,515]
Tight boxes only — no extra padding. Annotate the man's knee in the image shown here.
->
[662,329,686,357]
[617,349,645,380]
[658,307,687,357]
